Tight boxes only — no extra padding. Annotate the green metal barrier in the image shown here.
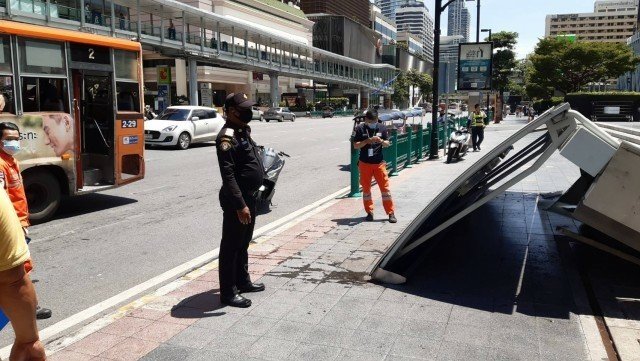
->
[349,137,361,197]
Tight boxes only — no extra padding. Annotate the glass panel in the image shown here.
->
[114,50,138,81]
[19,38,65,75]
[0,35,11,74]
[0,76,15,114]
[116,82,139,112]
[21,77,69,112]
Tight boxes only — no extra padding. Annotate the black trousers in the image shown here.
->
[471,126,484,150]
[219,192,256,298]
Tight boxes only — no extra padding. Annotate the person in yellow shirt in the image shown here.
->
[0,190,46,360]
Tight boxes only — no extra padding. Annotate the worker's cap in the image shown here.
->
[224,93,256,110]
[365,110,378,120]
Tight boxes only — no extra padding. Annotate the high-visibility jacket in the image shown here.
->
[471,111,486,127]
[0,152,29,227]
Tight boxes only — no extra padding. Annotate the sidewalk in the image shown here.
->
[46,118,601,361]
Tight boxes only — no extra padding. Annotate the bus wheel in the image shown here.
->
[24,170,61,224]
[176,132,191,150]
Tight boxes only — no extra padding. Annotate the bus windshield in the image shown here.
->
[157,109,190,121]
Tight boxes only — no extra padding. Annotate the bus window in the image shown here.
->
[116,82,139,112]
[0,77,15,114]
[18,38,65,75]
[21,78,69,113]
[0,35,11,74]
[114,50,138,81]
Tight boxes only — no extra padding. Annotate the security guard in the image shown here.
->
[216,93,265,308]
[468,103,486,151]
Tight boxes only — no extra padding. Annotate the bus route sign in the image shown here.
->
[457,42,493,91]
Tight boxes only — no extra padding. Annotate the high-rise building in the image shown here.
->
[375,0,424,22]
[545,0,638,42]
[447,0,470,42]
[439,35,464,93]
[300,0,371,27]
[371,4,398,45]
[395,1,434,62]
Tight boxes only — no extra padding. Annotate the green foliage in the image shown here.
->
[566,91,640,96]
[317,97,349,108]
[392,70,433,108]
[407,69,433,96]
[488,31,518,93]
[532,96,564,113]
[529,38,640,96]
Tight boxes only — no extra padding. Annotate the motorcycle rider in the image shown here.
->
[467,104,486,151]
[353,110,397,223]
[215,93,265,308]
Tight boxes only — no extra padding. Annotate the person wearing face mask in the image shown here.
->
[215,93,265,308]
[353,110,397,223]
[0,122,53,321]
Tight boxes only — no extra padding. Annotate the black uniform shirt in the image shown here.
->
[216,123,264,210]
[354,122,389,164]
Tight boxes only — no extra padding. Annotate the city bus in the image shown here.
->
[0,20,145,222]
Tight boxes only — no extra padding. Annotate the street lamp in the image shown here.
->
[481,28,492,42]
[429,0,477,159]
[481,28,492,112]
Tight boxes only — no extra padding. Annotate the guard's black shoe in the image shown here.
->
[477,146,481,151]
[365,213,374,221]
[238,282,265,293]
[221,294,252,308]
[389,213,397,223]
[36,306,52,320]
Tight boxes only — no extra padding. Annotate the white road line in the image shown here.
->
[0,185,351,358]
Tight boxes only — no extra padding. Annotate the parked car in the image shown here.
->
[322,107,334,118]
[263,107,296,122]
[144,106,224,150]
[252,106,264,121]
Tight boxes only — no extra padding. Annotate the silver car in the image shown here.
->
[263,107,296,122]
[144,106,224,150]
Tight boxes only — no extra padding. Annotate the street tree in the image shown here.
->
[486,31,518,121]
[392,70,433,108]
[528,37,640,96]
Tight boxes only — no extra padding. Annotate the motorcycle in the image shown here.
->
[446,122,471,164]
[257,146,290,207]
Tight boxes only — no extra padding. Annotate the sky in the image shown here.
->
[429,0,599,58]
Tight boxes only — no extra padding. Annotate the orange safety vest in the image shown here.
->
[0,152,29,227]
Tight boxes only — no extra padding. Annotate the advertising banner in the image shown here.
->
[157,66,172,85]
[457,42,493,91]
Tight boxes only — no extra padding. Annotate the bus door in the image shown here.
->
[72,69,116,187]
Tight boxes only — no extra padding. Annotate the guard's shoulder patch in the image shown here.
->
[223,128,235,138]
[219,140,232,152]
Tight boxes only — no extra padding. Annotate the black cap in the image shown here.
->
[365,110,378,120]
[224,93,256,110]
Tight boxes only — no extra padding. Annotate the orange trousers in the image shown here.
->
[359,162,395,215]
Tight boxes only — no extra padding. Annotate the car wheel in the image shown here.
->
[260,116,264,122]
[24,169,61,224]
[266,118,270,122]
[291,115,296,122]
[278,117,283,122]
[176,132,191,150]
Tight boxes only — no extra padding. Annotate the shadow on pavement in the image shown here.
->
[171,290,226,319]
[51,193,138,221]
[387,191,583,321]
[332,217,387,226]
[338,164,350,172]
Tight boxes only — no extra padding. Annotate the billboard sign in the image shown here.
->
[457,42,493,91]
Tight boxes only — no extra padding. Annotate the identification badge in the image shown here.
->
[376,132,382,137]
[368,148,374,157]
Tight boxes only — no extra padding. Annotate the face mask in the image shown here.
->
[2,140,20,155]
[367,122,378,130]
[238,108,253,123]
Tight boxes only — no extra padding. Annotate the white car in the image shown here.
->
[144,106,224,150]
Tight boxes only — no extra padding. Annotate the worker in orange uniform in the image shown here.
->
[0,122,52,320]
[353,110,397,223]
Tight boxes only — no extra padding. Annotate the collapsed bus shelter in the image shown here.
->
[371,103,640,282]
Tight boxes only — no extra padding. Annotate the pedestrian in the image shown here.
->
[468,104,486,151]
[84,2,91,23]
[353,110,397,223]
[0,122,52,320]
[118,12,126,30]
[215,93,265,308]
[168,19,176,40]
[144,104,157,121]
[528,106,535,122]
[0,190,47,361]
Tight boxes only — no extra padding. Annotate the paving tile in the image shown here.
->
[491,346,541,361]
[47,350,94,361]
[357,314,405,335]
[447,305,493,327]
[312,281,352,296]
[344,283,386,300]
[369,300,413,319]
[264,319,314,342]
[99,338,159,361]
[139,344,195,361]
[303,324,355,347]
[401,319,446,340]
[126,308,168,321]
[192,312,242,331]
[489,326,539,353]
[320,307,367,329]
[161,307,201,326]
[284,292,340,324]
[100,317,155,338]
[389,335,439,360]
[131,321,188,343]
[336,349,386,361]
[436,341,493,361]
[404,304,452,324]
[286,343,342,360]
[248,298,299,319]
[244,336,298,360]
[442,324,490,347]
[206,331,259,353]
[341,330,396,355]
[227,315,278,337]
[165,325,224,349]
[67,332,127,356]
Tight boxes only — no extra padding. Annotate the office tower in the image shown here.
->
[447,0,470,42]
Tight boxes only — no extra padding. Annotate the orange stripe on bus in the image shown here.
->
[0,20,141,52]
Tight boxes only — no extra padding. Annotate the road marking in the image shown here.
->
[0,185,351,357]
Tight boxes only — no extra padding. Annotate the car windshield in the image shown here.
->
[157,109,190,121]
[269,108,281,112]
